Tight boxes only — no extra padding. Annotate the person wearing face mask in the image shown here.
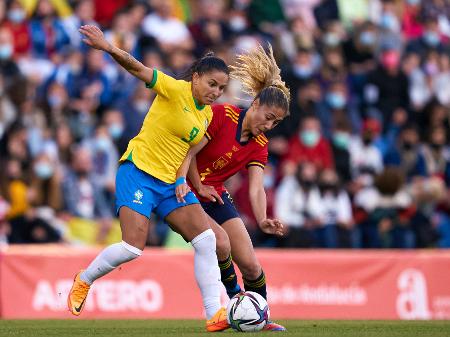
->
[343,22,377,74]
[101,108,127,154]
[275,162,320,248]
[331,120,352,184]
[0,27,21,88]
[365,48,409,129]
[0,157,61,244]
[384,124,427,180]
[349,118,384,179]
[116,78,156,142]
[422,126,450,183]
[282,115,334,175]
[28,0,71,58]
[87,126,119,212]
[313,168,354,248]
[30,152,65,228]
[284,47,318,95]
[316,81,361,139]
[406,17,446,58]
[2,0,31,58]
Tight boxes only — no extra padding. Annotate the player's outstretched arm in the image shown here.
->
[79,25,154,84]
[248,166,284,236]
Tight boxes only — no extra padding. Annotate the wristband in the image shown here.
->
[175,177,187,188]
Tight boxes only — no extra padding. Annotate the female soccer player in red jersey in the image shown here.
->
[175,44,290,331]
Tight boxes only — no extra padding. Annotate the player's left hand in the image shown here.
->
[259,218,284,236]
[176,182,191,203]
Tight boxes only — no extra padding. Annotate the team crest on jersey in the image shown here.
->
[213,156,229,170]
[133,190,143,204]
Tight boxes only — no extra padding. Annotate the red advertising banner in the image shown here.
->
[1,245,449,320]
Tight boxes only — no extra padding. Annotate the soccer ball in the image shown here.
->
[226,291,270,332]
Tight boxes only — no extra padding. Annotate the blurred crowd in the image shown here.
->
[0,0,449,249]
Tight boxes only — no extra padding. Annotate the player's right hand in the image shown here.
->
[79,25,110,51]
[197,184,224,204]
[175,182,191,203]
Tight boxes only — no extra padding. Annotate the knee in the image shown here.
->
[191,228,216,253]
[215,230,231,257]
[241,262,262,280]
[120,240,143,262]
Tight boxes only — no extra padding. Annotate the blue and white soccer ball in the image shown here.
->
[226,291,270,332]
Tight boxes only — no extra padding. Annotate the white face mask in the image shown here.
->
[229,16,247,32]
[134,100,149,114]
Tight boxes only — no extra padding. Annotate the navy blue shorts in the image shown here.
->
[115,161,199,219]
[201,191,240,225]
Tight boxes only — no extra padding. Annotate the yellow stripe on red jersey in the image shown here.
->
[120,69,212,183]
[191,104,268,198]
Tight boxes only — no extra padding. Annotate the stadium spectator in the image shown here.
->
[313,168,354,248]
[29,0,70,59]
[2,0,31,58]
[141,0,194,53]
[274,162,320,248]
[282,114,334,175]
[349,118,384,178]
[61,145,113,243]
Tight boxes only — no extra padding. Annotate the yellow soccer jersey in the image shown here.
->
[120,69,213,183]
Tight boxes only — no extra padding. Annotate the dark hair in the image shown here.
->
[256,86,290,116]
[180,52,229,81]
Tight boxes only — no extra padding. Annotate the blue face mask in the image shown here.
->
[8,9,26,23]
[333,132,350,149]
[48,95,63,108]
[359,31,376,46]
[323,33,340,47]
[326,92,346,109]
[300,130,320,147]
[34,162,54,179]
[381,13,398,31]
[95,137,110,151]
[423,31,440,47]
[0,45,13,60]
[293,64,313,79]
[108,123,124,140]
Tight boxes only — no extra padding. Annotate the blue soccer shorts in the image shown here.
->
[115,160,199,219]
[200,191,240,225]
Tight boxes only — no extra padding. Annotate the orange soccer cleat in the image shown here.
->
[206,307,230,332]
[67,270,90,316]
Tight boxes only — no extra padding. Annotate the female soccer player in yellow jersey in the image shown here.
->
[175,44,290,331]
[67,25,230,332]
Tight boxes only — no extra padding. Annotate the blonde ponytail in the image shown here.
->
[230,44,290,103]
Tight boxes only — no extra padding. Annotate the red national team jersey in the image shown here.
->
[191,104,268,198]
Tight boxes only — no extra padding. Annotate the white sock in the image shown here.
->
[191,229,222,319]
[80,241,142,285]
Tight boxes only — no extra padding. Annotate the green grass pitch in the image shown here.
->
[1,320,449,337]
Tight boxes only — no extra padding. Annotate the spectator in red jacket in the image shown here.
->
[282,114,334,176]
